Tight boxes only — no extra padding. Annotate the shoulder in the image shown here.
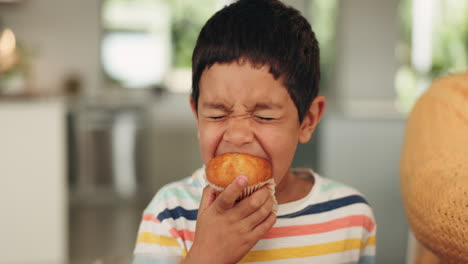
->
[144,168,205,216]
[280,170,375,221]
[314,173,375,219]
[318,174,368,199]
[314,174,377,241]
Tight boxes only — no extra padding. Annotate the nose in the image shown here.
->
[223,116,254,147]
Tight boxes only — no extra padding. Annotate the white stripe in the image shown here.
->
[275,203,374,227]
[136,220,174,238]
[360,244,376,255]
[152,196,199,212]
[253,227,370,249]
[170,217,197,230]
[134,242,182,256]
[181,240,194,250]
[309,188,366,204]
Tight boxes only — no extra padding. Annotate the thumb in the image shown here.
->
[199,185,218,211]
[215,175,248,212]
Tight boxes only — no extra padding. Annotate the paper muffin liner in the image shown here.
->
[204,173,278,214]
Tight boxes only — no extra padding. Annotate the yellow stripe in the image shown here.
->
[240,236,377,263]
[137,232,179,247]
[365,235,376,246]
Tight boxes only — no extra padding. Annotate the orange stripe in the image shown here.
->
[169,228,196,241]
[178,229,195,241]
[142,214,195,241]
[143,213,160,223]
[263,215,375,239]
[169,228,181,239]
[143,213,154,221]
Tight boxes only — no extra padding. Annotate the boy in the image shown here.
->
[133,0,376,263]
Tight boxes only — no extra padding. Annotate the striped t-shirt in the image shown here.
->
[133,168,376,264]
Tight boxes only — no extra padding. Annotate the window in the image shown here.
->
[396,0,468,112]
[101,0,217,90]
[101,0,338,93]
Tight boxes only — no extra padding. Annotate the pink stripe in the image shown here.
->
[142,214,194,241]
[142,214,374,242]
[169,228,195,241]
[263,215,375,239]
[143,213,160,223]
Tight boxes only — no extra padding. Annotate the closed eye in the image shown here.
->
[209,116,227,120]
[255,116,275,121]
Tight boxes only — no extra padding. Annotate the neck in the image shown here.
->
[274,170,313,204]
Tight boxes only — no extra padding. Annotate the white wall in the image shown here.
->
[319,117,408,264]
[0,0,101,97]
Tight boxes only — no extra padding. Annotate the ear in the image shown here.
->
[190,96,201,140]
[298,96,326,143]
[190,96,199,121]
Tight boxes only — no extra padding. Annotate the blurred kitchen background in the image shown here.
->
[0,0,467,263]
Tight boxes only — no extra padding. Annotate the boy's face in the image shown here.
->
[191,61,324,187]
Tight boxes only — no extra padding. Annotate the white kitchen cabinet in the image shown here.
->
[0,99,67,264]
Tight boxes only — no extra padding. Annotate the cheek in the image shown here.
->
[256,126,299,175]
[269,136,297,167]
[257,123,299,155]
[198,124,224,163]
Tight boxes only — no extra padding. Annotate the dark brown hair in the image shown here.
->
[191,0,320,122]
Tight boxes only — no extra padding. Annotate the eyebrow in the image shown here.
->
[201,103,231,111]
[201,102,283,111]
[253,103,283,110]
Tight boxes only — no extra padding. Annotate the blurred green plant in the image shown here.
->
[0,44,31,75]
[103,0,216,69]
[396,0,468,113]
[164,0,216,68]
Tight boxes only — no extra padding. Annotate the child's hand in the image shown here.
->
[183,175,277,264]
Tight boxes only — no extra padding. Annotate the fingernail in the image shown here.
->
[236,175,248,186]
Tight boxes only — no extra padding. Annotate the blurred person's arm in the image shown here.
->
[400,73,468,263]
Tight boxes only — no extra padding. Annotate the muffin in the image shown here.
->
[205,153,276,201]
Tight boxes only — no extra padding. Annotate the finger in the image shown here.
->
[199,185,218,211]
[250,212,277,240]
[243,195,274,229]
[233,186,271,219]
[214,175,248,212]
